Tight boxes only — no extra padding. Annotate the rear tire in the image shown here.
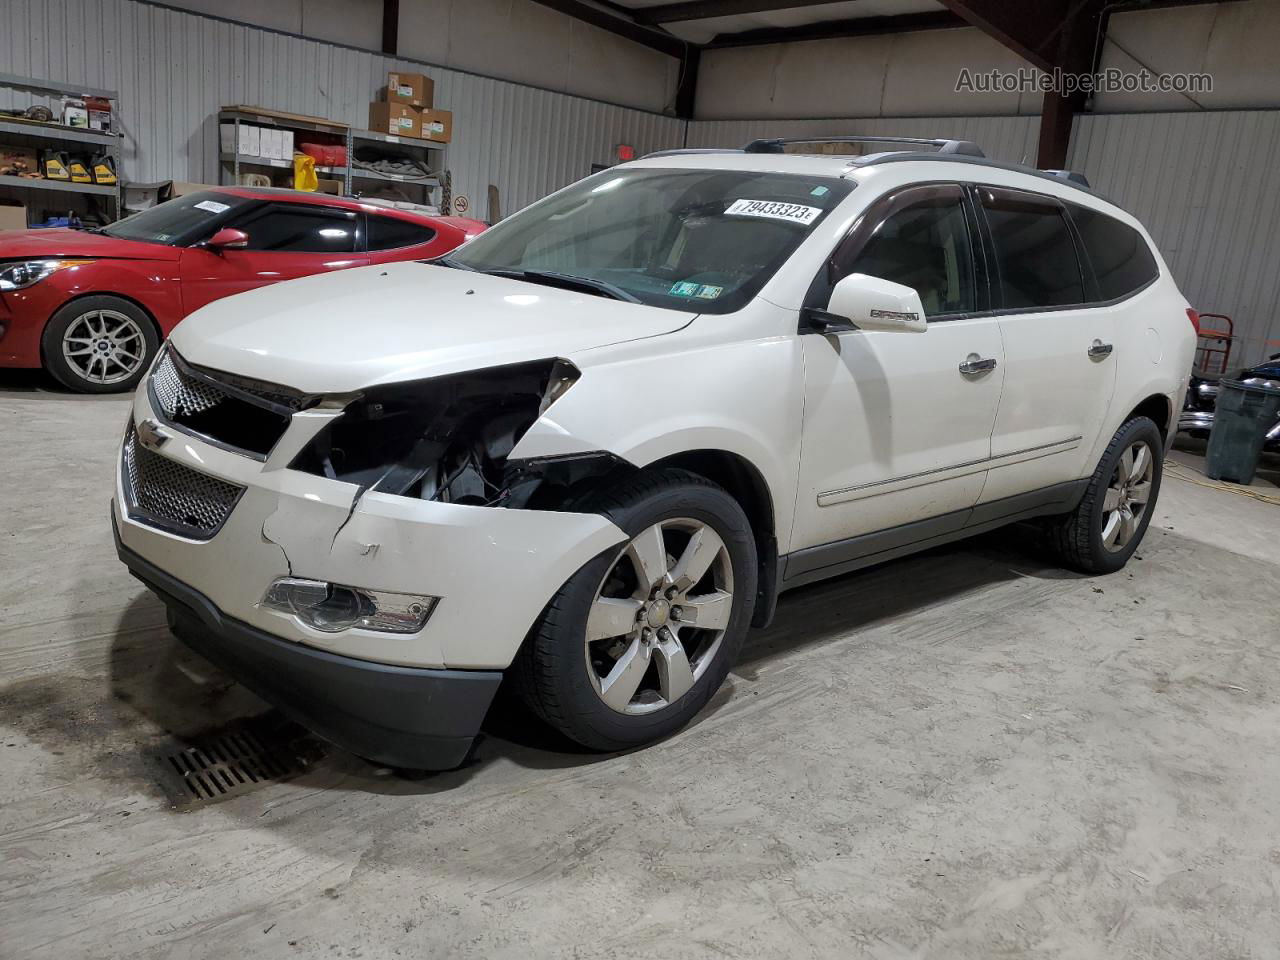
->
[1047,416,1163,574]
[513,468,757,752]
[42,295,158,394]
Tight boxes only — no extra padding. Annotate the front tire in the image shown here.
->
[514,468,757,752]
[1048,416,1164,574]
[41,295,158,394]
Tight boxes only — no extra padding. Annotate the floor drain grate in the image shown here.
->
[150,716,325,808]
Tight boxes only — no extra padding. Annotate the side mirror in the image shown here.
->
[206,227,249,252]
[807,272,928,334]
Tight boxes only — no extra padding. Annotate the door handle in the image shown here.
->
[959,354,998,376]
[1088,340,1114,359]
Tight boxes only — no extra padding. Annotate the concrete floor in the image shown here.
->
[2,373,1280,960]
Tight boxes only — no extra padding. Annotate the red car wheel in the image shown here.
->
[41,295,159,394]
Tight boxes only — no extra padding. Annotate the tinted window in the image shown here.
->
[100,191,257,246]
[235,205,357,253]
[843,187,976,317]
[981,189,1084,309]
[368,216,436,251]
[1070,205,1158,300]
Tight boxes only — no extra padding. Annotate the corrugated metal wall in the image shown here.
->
[0,0,686,216]
[1070,110,1280,365]
[3,2,1279,361]
[684,115,1042,165]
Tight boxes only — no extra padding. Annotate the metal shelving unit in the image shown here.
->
[218,152,345,177]
[0,75,122,222]
[0,173,116,196]
[348,127,445,209]
[218,107,350,191]
[217,108,447,211]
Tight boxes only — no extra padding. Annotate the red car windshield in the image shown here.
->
[99,191,258,247]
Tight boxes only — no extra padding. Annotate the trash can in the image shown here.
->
[1204,378,1280,484]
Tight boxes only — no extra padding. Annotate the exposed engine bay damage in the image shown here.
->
[290,360,635,512]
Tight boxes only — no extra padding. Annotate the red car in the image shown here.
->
[0,187,484,392]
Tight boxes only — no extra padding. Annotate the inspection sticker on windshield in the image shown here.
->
[725,198,822,225]
[194,200,230,214]
[670,282,724,299]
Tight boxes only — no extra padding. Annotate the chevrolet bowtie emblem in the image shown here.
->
[136,418,170,450]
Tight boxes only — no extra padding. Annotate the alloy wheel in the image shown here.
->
[1101,439,1154,552]
[61,309,147,386]
[585,518,734,715]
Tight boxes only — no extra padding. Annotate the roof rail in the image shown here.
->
[742,135,985,158]
[640,147,744,159]
[1041,169,1092,187]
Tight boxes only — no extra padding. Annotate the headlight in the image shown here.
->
[262,577,437,634]
[290,359,580,504]
[0,259,94,291]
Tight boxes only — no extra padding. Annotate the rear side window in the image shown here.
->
[1070,205,1159,300]
[980,188,1085,309]
[234,204,357,253]
[368,216,437,251]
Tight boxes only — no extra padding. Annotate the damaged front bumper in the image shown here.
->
[115,518,502,770]
[113,387,628,767]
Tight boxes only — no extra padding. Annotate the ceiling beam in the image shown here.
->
[675,46,701,119]
[935,0,1066,73]
[380,0,399,55]
[705,10,966,48]
[635,0,846,26]
[528,0,687,58]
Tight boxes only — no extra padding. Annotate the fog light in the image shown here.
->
[262,578,437,634]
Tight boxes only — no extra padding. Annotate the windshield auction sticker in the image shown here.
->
[725,199,822,225]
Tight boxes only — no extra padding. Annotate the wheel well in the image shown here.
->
[648,449,780,628]
[1126,393,1172,442]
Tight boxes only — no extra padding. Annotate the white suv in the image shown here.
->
[113,137,1196,771]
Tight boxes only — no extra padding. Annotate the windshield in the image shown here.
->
[446,167,853,313]
[100,190,258,246]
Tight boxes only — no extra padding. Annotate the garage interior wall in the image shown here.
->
[0,0,687,216]
[685,1,1280,365]
[3,0,1280,362]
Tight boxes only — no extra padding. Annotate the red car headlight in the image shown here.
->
[0,259,94,291]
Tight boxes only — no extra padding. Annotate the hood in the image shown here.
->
[170,261,696,393]
[0,228,179,261]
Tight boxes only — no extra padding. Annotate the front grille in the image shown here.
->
[122,425,245,539]
[151,348,225,416]
[149,347,308,458]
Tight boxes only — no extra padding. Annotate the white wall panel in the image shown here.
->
[154,0,680,113]
[0,0,686,217]
[695,28,1044,121]
[1070,110,1280,365]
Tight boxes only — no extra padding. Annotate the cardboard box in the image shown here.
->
[237,124,261,157]
[0,199,27,231]
[386,71,432,108]
[0,145,40,178]
[368,101,421,138]
[219,122,236,155]
[418,108,452,143]
[271,128,291,160]
[171,181,220,197]
[315,178,342,195]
